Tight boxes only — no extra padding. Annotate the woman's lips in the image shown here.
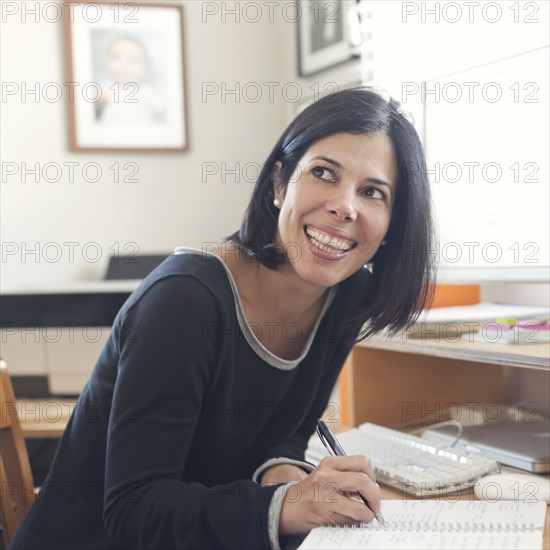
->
[303,225,356,260]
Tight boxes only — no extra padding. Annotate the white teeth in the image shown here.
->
[309,236,342,254]
[305,226,354,252]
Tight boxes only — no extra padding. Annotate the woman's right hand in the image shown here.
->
[278,455,381,536]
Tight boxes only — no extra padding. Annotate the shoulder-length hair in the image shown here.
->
[225,86,435,344]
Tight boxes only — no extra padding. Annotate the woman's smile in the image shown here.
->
[303,224,358,261]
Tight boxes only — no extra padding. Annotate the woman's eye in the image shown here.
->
[364,187,385,200]
[311,166,335,182]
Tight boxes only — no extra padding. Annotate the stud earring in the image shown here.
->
[273,198,281,208]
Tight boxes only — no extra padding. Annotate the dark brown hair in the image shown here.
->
[225,86,435,344]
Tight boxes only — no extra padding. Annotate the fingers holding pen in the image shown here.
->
[317,456,381,515]
[321,455,381,514]
[279,456,381,535]
[325,455,377,485]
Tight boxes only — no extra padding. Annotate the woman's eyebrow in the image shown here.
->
[310,155,394,194]
[310,155,342,168]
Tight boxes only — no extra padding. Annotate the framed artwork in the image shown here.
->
[64,2,189,152]
[297,0,360,77]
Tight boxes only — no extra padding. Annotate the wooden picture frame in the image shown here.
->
[297,0,359,77]
[64,1,189,152]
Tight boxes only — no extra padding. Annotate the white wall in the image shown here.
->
[481,283,550,307]
[3,0,547,304]
[363,0,550,308]
[363,1,550,94]
[277,1,364,126]
[1,0,290,289]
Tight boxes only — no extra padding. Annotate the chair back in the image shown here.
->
[0,359,35,548]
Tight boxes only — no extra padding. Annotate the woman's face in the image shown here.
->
[273,131,397,289]
[107,37,147,84]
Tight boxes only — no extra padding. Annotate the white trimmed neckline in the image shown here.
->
[173,246,337,370]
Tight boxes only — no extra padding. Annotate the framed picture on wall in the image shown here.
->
[64,2,189,152]
[297,0,359,77]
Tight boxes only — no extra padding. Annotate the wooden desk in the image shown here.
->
[361,336,550,369]
[341,335,550,427]
[16,399,77,439]
[333,336,550,547]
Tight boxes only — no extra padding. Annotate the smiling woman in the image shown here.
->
[11,87,435,550]
[227,86,435,345]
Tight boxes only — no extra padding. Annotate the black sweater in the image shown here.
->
[11,248,368,550]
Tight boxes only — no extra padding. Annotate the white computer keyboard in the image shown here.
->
[306,422,500,495]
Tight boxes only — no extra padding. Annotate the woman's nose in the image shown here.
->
[327,188,357,222]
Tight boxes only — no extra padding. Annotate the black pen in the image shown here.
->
[316,418,385,526]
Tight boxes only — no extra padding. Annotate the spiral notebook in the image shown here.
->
[298,500,547,550]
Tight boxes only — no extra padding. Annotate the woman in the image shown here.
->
[11,87,434,550]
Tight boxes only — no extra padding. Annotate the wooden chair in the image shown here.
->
[0,359,35,548]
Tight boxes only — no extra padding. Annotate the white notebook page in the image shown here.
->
[299,528,543,550]
[298,500,547,550]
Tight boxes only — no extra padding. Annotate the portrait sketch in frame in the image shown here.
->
[64,2,189,152]
[297,0,358,77]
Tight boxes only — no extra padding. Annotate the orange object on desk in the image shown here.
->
[429,284,480,308]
